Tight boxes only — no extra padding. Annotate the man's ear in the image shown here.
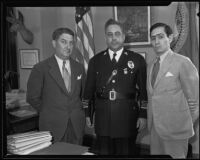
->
[169,34,174,44]
[122,33,126,42]
[52,40,56,48]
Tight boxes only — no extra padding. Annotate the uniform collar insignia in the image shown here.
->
[103,51,107,55]
[124,51,128,55]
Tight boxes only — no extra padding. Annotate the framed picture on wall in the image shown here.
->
[20,49,39,69]
[114,6,151,46]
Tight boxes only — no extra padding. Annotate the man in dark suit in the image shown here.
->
[27,28,86,145]
[83,19,148,155]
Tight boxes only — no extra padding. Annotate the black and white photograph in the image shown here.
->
[2,1,199,159]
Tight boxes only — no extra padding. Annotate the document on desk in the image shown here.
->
[7,131,52,155]
[7,131,52,143]
[7,131,51,139]
[9,109,37,117]
[10,141,52,155]
[6,91,30,109]
[8,136,52,149]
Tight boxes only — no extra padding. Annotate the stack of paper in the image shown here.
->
[7,131,52,155]
[6,90,30,109]
[6,92,19,109]
[9,109,37,118]
[17,92,30,107]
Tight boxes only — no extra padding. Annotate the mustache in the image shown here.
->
[63,49,71,52]
[111,40,120,44]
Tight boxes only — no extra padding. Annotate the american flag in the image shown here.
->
[74,7,95,71]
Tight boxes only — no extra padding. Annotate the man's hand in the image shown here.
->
[137,118,147,132]
[82,99,89,109]
[86,117,93,128]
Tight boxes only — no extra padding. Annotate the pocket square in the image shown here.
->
[165,72,174,77]
[77,74,82,80]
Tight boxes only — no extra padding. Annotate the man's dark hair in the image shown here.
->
[52,27,74,40]
[150,22,173,37]
[104,18,125,33]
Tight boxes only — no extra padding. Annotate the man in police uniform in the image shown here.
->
[83,19,148,155]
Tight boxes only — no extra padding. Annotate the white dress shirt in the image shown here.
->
[108,47,124,62]
[159,49,171,66]
[54,55,71,76]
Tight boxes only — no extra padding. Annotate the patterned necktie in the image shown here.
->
[151,57,160,87]
[62,60,71,92]
[112,52,117,64]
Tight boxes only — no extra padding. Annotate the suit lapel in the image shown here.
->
[48,56,69,95]
[69,58,77,95]
[148,62,154,93]
[154,51,174,88]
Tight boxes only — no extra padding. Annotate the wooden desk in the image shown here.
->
[7,106,39,134]
[30,142,89,155]
[9,114,39,134]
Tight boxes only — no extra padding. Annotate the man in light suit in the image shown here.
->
[27,28,86,145]
[147,22,199,158]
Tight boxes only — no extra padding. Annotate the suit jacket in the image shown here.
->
[27,55,86,142]
[84,48,148,138]
[147,50,199,140]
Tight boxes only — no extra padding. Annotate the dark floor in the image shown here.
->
[83,134,198,158]
[82,134,150,155]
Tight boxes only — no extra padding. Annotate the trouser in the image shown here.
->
[94,135,138,155]
[150,124,188,158]
[61,119,82,145]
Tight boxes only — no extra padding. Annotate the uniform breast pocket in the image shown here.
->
[122,69,136,80]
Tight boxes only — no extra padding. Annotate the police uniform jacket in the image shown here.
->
[84,48,148,138]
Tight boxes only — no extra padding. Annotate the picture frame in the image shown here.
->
[20,49,39,68]
[114,6,151,46]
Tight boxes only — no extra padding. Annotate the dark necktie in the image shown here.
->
[62,60,71,92]
[112,52,117,64]
[151,57,160,87]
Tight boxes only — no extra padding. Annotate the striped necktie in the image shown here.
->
[151,57,160,87]
[62,60,71,92]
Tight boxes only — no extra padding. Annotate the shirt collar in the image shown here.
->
[108,47,124,61]
[157,49,170,64]
[108,47,124,55]
[55,54,63,65]
[54,54,71,75]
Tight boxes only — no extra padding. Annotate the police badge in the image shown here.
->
[128,61,134,69]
